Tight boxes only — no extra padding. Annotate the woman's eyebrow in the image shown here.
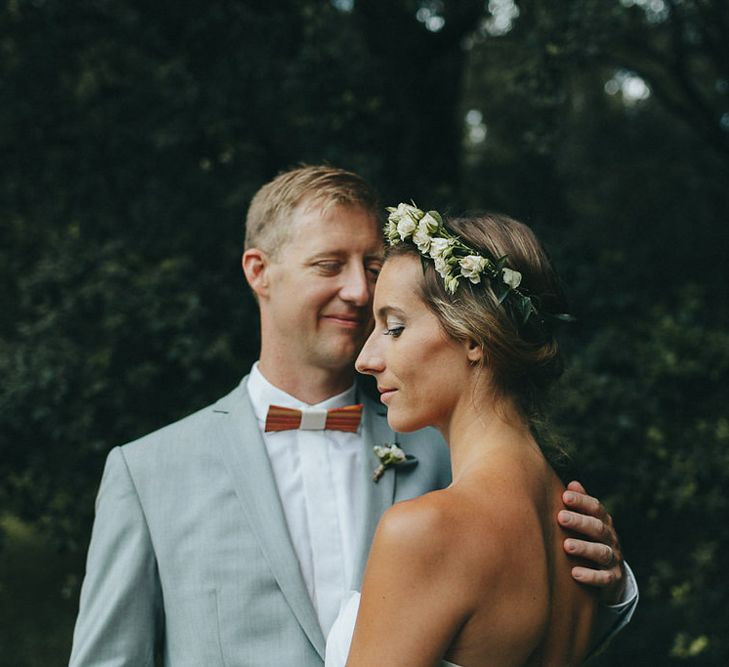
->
[376,305,407,320]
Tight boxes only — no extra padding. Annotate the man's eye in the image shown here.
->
[316,262,341,273]
[384,326,404,338]
[366,265,382,280]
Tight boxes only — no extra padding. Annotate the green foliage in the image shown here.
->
[0,517,80,666]
[554,287,729,664]
[0,233,254,549]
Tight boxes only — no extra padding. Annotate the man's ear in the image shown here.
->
[242,249,271,299]
[465,338,483,365]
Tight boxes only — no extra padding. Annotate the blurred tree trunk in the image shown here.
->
[354,1,484,202]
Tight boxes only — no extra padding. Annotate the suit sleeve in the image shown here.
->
[589,561,639,655]
[69,446,163,667]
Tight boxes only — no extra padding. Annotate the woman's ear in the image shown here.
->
[242,249,270,299]
[465,338,483,365]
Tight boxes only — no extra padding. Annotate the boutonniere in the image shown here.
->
[372,443,408,482]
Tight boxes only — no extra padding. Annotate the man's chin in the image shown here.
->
[317,340,364,371]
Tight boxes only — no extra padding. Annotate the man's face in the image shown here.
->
[262,201,384,376]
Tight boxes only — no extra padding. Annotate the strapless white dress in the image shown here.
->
[325,591,462,667]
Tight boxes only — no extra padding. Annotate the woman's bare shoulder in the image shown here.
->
[373,488,509,585]
[351,492,483,665]
[377,489,477,544]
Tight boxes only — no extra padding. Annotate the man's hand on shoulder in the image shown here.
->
[557,480,626,605]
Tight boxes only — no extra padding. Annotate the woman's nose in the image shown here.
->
[355,329,384,375]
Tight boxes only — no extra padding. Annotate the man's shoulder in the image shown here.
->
[397,425,450,470]
[398,425,447,448]
[120,376,252,461]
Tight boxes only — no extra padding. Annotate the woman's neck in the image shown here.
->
[442,393,536,483]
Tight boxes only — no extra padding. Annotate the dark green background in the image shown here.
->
[2,1,728,665]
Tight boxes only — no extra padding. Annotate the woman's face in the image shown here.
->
[355,255,475,433]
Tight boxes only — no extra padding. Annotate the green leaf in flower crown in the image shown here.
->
[428,210,443,225]
[515,293,537,323]
[494,280,511,305]
[552,312,576,323]
[495,255,509,272]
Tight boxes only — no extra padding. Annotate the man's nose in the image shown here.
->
[339,265,372,307]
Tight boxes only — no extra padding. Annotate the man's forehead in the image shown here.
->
[297,194,334,217]
[298,234,384,258]
[295,195,376,223]
[289,199,382,245]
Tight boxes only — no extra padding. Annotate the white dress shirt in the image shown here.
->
[246,363,366,635]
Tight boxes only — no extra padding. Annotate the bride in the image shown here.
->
[327,204,601,666]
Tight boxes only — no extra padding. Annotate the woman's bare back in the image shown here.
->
[441,442,598,667]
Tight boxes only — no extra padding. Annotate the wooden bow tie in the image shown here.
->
[264,404,363,433]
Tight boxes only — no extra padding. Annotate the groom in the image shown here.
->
[70,165,636,666]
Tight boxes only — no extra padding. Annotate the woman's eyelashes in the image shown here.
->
[383,324,404,337]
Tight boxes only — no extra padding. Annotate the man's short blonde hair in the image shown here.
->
[244,165,381,256]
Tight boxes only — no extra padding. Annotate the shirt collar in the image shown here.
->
[247,361,358,425]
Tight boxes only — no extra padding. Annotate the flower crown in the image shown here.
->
[385,202,573,327]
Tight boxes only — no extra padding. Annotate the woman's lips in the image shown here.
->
[378,387,397,404]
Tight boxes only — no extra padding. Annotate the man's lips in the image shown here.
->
[322,314,366,328]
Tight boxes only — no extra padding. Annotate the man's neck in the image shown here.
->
[256,358,356,405]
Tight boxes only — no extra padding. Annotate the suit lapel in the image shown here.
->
[214,380,326,658]
[350,393,397,590]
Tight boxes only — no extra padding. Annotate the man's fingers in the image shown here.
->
[564,539,616,567]
[562,481,627,602]
[558,510,613,543]
[566,480,587,495]
[571,565,622,589]
[562,489,609,523]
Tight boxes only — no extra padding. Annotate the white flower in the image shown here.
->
[412,220,433,253]
[502,267,522,289]
[372,443,407,482]
[429,237,452,259]
[444,274,460,294]
[388,202,423,225]
[434,256,451,279]
[396,216,417,240]
[385,219,400,244]
[419,212,440,234]
[373,443,406,463]
[459,255,488,284]
[398,202,424,219]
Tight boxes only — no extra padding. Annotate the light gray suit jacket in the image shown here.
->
[70,377,452,666]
